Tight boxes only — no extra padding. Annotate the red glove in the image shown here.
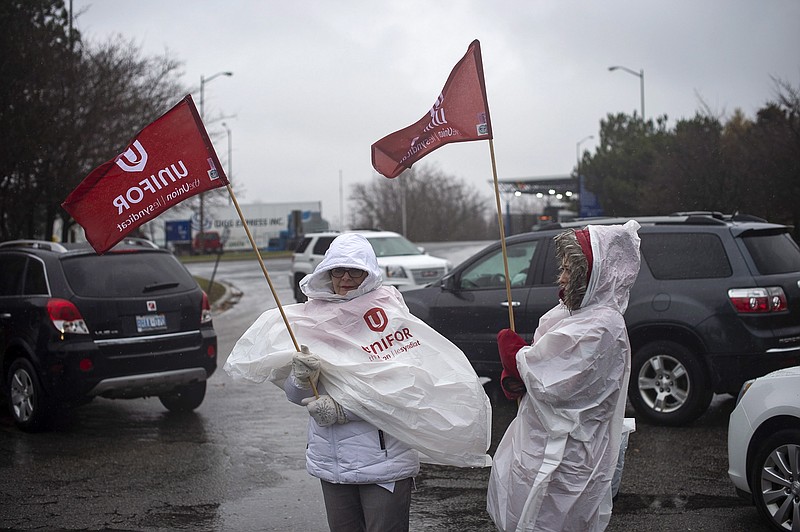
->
[497,329,528,400]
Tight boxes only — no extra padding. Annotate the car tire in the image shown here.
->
[7,358,52,432]
[628,340,712,426]
[749,428,800,532]
[294,274,308,303]
[159,380,206,412]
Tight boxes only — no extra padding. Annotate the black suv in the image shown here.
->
[0,238,217,431]
[403,213,800,425]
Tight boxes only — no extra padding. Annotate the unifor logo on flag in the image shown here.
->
[61,95,228,254]
[371,39,493,179]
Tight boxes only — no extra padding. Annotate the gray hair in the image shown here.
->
[554,229,589,311]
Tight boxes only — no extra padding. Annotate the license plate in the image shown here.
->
[136,314,167,333]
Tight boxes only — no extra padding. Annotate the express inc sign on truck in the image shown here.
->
[146,201,329,252]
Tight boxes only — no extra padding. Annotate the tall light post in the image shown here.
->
[608,65,644,120]
[222,122,232,205]
[576,135,594,216]
[198,71,232,253]
[576,135,594,176]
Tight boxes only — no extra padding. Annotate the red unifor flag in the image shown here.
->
[62,95,228,254]
[371,39,493,179]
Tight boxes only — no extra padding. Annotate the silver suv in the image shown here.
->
[290,231,451,302]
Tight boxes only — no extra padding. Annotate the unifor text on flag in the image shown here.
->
[371,39,493,179]
[62,95,228,254]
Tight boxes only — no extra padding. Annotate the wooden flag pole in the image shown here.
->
[488,139,515,332]
[224,183,319,398]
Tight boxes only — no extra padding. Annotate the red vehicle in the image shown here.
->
[192,231,223,254]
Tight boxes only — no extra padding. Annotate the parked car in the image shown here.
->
[192,231,223,254]
[290,230,451,302]
[403,212,800,425]
[0,238,217,432]
[727,366,800,531]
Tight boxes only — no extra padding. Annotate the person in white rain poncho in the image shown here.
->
[224,233,491,532]
[487,221,641,532]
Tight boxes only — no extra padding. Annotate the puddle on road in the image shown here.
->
[613,492,750,513]
[143,502,220,530]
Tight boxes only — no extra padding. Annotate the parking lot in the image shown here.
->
[0,248,783,530]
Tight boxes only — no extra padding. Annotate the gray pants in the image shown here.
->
[320,478,413,532]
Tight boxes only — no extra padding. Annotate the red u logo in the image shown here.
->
[364,307,388,332]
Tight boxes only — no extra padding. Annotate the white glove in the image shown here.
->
[301,395,348,426]
[291,345,320,389]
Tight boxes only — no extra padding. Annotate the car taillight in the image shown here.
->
[46,299,90,335]
[727,287,788,313]
[201,291,213,324]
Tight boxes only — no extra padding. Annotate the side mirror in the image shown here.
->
[440,274,457,291]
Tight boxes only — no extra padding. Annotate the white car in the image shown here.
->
[727,366,800,531]
[290,231,451,302]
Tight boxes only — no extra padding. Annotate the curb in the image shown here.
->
[211,280,243,313]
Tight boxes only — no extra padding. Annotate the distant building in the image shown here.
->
[150,201,328,252]
[496,175,586,233]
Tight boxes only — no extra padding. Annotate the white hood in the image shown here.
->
[299,233,384,302]
[581,220,642,313]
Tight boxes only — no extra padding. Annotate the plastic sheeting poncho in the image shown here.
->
[225,233,492,467]
[487,220,641,532]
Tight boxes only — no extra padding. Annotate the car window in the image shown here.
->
[542,240,560,285]
[0,254,26,296]
[61,253,196,297]
[312,237,336,256]
[641,233,732,280]
[295,237,312,253]
[741,232,800,275]
[366,236,422,257]
[459,241,537,289]
[23,258,48,295]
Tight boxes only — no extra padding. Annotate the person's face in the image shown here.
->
[330,268,367,295]
[558,258,571,290]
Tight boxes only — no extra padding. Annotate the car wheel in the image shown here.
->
[7,358,51,432]
[628,340,712,426]
[294,274,308,303]
[159,380,206,412]
[749,428,800,532]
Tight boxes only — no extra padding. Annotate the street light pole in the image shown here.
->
[576,135,594,216]
[198,71,233,253]
[576,135,594,177]
[222,122,232,205]
[608,65,644,120]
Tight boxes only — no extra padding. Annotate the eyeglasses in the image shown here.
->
[330,268,366,279]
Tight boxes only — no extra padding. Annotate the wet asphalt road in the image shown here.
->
[0,245,773,531]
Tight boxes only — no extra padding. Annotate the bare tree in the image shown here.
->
[350,165,494,241]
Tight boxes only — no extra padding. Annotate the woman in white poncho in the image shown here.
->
[487,221,641,532]
[225,233,491,532]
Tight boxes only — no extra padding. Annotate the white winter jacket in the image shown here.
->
[285,376,420,484]
[487,221,641,532]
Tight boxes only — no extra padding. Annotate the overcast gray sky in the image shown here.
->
[74,0,799,228]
